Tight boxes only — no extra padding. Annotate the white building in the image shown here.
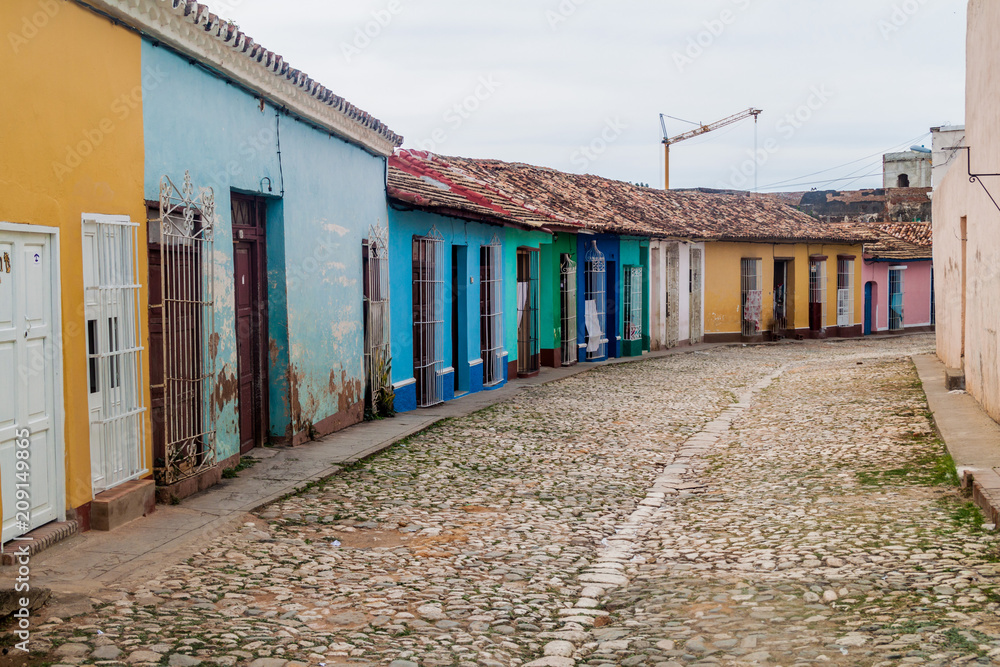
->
[884,150,932,189]
[931,125,967,189]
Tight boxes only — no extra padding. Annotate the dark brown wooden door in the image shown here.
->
[232,195,268,454]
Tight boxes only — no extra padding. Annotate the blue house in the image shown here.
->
[385,151,657,413]
[386,151,571,411]
[127,2,401,498]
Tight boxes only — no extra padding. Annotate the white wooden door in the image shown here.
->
[0,229,61,543]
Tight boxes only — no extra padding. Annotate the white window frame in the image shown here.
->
[740,258,763,336]
[480,237,504,386]
[837,258,855,328]
[810,259,828,328]
[82,214,148,495]
[623,265,644,342]
[889,266,906,331]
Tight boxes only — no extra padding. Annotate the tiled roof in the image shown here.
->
[388,151,871,243]
[170,0,401,146]
[874,222,932,247]
[85,0,402,152]
[830,222,932,260]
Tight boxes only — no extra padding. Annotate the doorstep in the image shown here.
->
[92,479,156,531]
[1,521,78,566]
[963,469,1000,526]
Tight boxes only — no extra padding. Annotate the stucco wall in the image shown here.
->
[933,0,1000,422]
[541,233,578,360]
[504,228,556,369]
[862,260,933,331]
[0,0,147,511]
[142,42,388,454]
[884,152,932,189]
[387,208,513,411]
[577,236,620,360]
[704,242,865,336]
[649,240,704,349]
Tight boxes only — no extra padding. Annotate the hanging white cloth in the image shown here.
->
[585,300,603,353]
[517,282,528,328]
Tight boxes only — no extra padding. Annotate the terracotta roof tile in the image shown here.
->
[388,152,871,243]
[829,222,932,260]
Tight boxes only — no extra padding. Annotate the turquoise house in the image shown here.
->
[133,3,401,497]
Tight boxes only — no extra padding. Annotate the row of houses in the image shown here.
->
[0,0,934,544]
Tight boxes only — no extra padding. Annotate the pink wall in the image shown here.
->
[861,260,933,332]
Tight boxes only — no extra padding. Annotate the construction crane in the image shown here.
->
[660,108,763,190]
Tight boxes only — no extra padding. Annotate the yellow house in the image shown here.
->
[704,238,869,342]
[0,0,151,542]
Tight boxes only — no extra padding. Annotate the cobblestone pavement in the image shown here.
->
[23,336,1000,667]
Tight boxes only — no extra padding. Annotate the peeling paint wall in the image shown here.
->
[648,241,705,349]
[142,42,387,457]
[934,0,1000,422]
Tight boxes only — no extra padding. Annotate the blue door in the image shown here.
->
[864,282,873,335]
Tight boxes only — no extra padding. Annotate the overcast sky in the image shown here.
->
[215,0,967,192]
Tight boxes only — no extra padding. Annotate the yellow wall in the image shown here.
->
[704,242,865,335]
[0,0,147,511]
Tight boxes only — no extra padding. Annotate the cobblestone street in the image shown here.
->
[28,336,1000,667]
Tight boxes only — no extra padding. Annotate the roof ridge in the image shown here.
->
[165,0,402,147]
[83,0,402,154]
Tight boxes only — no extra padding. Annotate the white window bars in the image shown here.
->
[741,258,763,337]
[584,241,607,360]
[516,248,540,375]
[809,259,828,330]
[480,237,504,386]
[156,171,217,485]
[413,228,445,407]
[83,216,147,494]
[889,268,904,330]
[364,224,392,412]
[560,253,578,366]
[837,258,854,327]
[623,265,643,342]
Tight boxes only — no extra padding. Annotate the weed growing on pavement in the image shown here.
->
[941,627,989,656]
[857,444,959,488]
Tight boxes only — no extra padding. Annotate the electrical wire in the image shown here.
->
[758,171,883,190]
[757,131,931,190]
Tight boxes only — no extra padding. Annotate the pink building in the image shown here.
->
[860,224,934,335]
